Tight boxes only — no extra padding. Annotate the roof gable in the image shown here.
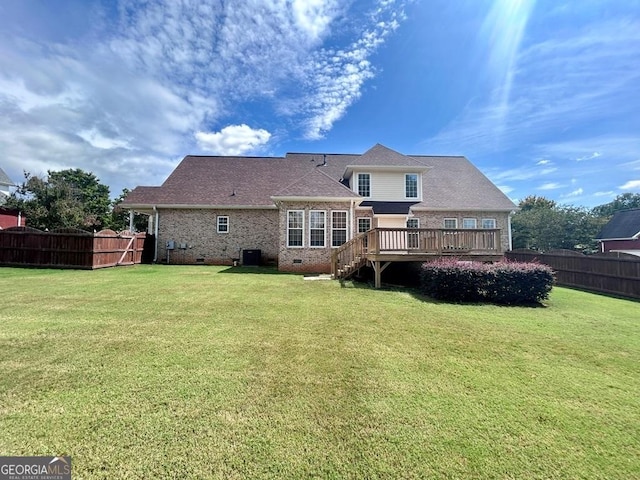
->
[273,167,359,199]
[597,209,640,240]
[347,144,428,169]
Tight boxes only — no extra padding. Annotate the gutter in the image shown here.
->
[153,206,159,263]
[122,203,278,210]
[410,206,517,213]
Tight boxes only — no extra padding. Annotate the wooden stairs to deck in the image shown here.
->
[335,254,367,280]
[332,233,368,281]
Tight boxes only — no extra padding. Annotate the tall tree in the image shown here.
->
[511,195,606,252]
[6,169,112,231]
[591,193,640,217]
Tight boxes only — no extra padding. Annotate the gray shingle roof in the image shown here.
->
[348,144,429,168]
[0,168,13,187]
[273,168,359,198]
[121,145,516,212]
[412,155,516,211]
[597,209,640,240]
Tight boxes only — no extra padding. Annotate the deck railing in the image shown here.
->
[332,228,501,279]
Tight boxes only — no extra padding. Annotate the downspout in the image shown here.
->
[129,209,135,233]
[349,200,355,241]
[153,206,159,263]
[17,210,22,227]
[508,212,513,251]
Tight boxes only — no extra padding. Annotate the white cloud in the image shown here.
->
[539,182,562,190]
[490,166,557,182]
[621,159,640,170]
[295,2,407,139]
[536,159,551,165]
[195,125,271,156]
[563,188,584,197]
[594,190,616,197]
[0,0,407,195]
[576,152,601,162]
[620,180,640,191]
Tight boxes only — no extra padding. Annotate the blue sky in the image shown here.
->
[1,0,638,207]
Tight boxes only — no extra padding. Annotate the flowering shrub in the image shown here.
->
[420,259,554,305]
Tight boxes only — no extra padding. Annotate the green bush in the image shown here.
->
[420,259,554,305]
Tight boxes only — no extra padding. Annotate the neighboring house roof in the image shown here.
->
[0,168,13,187]
[596,209,640,240]
[121,144,516,212]
[0,167,14,204]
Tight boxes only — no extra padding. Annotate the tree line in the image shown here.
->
[4,169,146,232]
[512,193,640,253]
[4,168,640,252]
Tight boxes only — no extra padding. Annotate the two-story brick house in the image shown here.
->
[121,144,516,273]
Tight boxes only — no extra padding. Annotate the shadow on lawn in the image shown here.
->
[218,265,296,276]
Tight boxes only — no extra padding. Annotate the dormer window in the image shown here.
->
[357,173,371,197]
[405,174,418,199]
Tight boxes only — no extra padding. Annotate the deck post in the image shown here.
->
[372,260,392,288]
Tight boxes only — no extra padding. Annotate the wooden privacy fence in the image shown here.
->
[506,249,640,300]
[0,226,146,269]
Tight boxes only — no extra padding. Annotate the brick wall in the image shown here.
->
[411,210,512,252]
[155,206,513,269]
[157,208,279,265]
[277,201,355,273]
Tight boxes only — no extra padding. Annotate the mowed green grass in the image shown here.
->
[0,265,638,479]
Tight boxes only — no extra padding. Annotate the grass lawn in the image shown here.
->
[0,265,638,479]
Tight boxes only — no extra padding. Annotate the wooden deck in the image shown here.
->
[332,228,504,288]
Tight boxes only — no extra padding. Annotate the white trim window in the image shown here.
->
[217,215,229,233]
[331,211,348,247]
[405,174,419,199]
[444,218,458,229]
[482,218,497,229]
[407,217,419,249]
[462,218,477,229]
[309,211,326,248]
[287,210,304,247]
[357,217,371,233]
[357,173,371,197]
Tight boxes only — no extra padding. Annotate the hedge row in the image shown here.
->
[420,259,555,304]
